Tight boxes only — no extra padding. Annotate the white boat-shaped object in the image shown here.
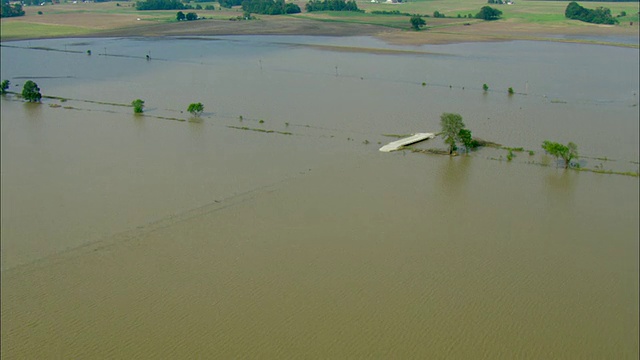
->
[379,133,436,152]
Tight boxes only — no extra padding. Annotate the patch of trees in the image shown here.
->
[176,11,198,19]
[475,6,502,20]
[432,10,445,18]
[305,0,361,12]
[410,15,425,30]
[22,80,42,102]
[219,0,242,7]
[542,140,578,168]
[136,0,187,11]
[565,2,618,24]
[241,0,300,14]
[440,113,477,154]
[1,0,25,18]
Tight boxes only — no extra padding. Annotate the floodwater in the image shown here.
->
[1,36,638,358]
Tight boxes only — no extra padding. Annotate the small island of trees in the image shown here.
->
[440,113,477,154]
[22,81,42,102]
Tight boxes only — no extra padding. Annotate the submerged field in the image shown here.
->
[1,35,638,358]
[1,0,639,46]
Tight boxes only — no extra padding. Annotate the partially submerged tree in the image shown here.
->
[21,80,41,102]
[187,102,204,117]
[410,15,426,30]
[440,113,465,154]
[542,140,578,168]
[1,80,10,94]
[132,99,145,114]
[482,83,489,92]
[458,128,477,153]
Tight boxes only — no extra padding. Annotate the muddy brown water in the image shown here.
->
[1,36,638,358]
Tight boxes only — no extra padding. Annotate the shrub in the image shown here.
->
[132,99,145,114]
[187,102,204,117]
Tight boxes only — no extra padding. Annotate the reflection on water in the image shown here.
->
[1,36,638,359]
[439,155,471,197]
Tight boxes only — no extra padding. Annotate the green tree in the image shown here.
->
[440,113,465,155]
[21,80,41,102]
[176,11,185,20]
[187,102,204,117]
[475,6,502,20]
[1,80,10,94]
[1,0,25,18]
[542,140,578,168]
[482,83,488,92]
[132,99,145,114]
[508,87,514,95]
[458,128,476,153]
[186,12,198,20]
[410,15,426,30]
[564,1,617,24]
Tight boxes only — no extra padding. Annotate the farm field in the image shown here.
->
[1,0,639,46]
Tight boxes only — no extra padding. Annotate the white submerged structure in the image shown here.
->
[379,133,436,152]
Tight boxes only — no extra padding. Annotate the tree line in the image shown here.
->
[565,1,618,24]
[241,0,300,15]
[136,0,188,10]
[305,0,361,12]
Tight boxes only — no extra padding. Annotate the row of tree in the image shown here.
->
[176,11,198,20]
[411,6,502,31]
[305,0,360,12]
[0,79,582,169]
[241,0,300,15]
[565,1,618,24]
[136,0,188,10]
[219,0,242,8]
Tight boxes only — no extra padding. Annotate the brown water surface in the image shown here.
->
[1,36,638,358]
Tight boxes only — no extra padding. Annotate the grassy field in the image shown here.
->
[1,0,638,44]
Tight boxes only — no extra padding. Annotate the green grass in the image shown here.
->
[0,22,95,40]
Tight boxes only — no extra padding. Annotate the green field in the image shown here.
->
[1,0,638,43]
[0,21,95,39]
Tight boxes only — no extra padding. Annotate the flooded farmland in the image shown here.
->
[1,36,638,358]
